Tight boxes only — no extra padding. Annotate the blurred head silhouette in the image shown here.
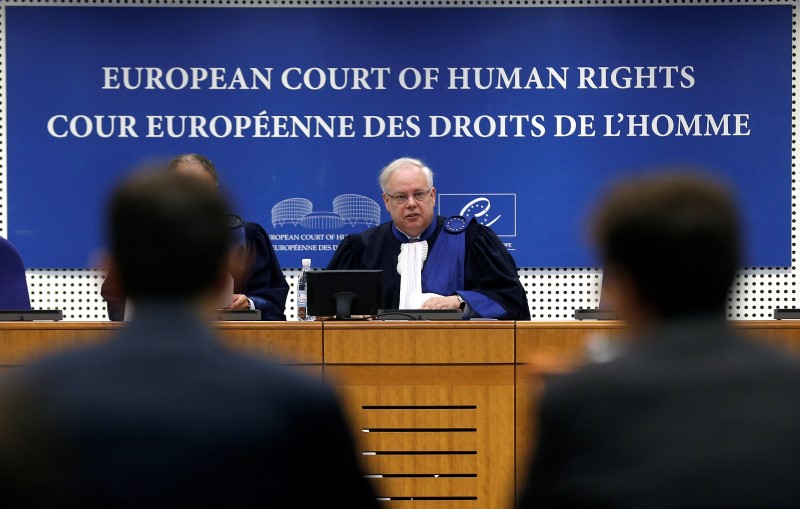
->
[592,171,741,329]
[107,168,230,307]
[167,153,218,190]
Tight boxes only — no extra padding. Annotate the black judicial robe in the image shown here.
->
[234,222,290,320]
[101,222,289,321]
[327,216,530,320]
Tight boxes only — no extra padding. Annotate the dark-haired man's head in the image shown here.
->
[168,154,218,190]
[107,169,230,305]
[592,171,740,326]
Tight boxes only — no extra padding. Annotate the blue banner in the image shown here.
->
[6,5,792,268]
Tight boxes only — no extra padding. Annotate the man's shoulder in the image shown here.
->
[545,325,800,404]
[244,221,268,239]
[460,217,514,257]
[362,220,393,237]
[224,350,335,400]
[464,217,499,237]
[17,327,334,407]
[344,221,393,245]
[19,342,112,383]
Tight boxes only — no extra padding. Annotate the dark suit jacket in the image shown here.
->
[0,303,377,509]
[519,318,800,509]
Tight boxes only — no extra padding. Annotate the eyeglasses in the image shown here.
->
[385,188,432,205]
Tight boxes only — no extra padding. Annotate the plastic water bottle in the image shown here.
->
[297,258,312,321]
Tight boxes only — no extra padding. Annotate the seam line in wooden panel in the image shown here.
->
[376,497,478,501]
[326,363,516,366]
[364,474,478,478]
[362,405,477,410]
[361,428,477,432]
[362,451,477,455]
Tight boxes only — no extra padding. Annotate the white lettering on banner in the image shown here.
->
[398,67,439,90]
[577,66,695,90]
[100,66,697,92]
[280,67,390,90]
[603,113,750,137]
[447,67,569,90]
[146,112,356,138]
[429,114,546,138]
[46,115,138,138]
[363,115,421,138]
[102,67,273,90]
[45,113,751,140]
[52,63,748,140]
[554,115,596,137]
[272,244,338,251]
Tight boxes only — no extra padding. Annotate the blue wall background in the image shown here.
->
[6,6,792,268]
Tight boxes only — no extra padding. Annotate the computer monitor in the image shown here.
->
[306,270,382,319]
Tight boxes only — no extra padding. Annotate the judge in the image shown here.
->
[101,154,289,321]
[327,157,530,320]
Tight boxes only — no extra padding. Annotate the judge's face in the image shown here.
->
[383,164,436,238]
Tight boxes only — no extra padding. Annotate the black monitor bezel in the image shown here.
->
[306,269,382,319]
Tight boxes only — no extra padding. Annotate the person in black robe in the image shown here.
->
[101,154,289,321]
[327,157,529,320]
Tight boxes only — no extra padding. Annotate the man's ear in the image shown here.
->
[98,250,125,293]
[382,193,391,211]
[96,249,112,273]
[208,263,231,297]
[603,263,652,330]
[602,263,629,310]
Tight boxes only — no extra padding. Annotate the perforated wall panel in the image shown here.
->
[4,0,799,321]
[22,267,798,322]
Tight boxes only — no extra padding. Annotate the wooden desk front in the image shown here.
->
[0,321,323,366]
[324,321,516,509]
[3,320,800,509]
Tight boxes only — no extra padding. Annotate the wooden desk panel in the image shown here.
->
[326,365,514,509]
[324,321,515,364]
[216,322,322,364]
[0,322,116,365]
[517,321,800,360]
[515,364,544,498]
[6,320,800,509]
[0,322,323,365]
[735,321,800,353]
[370,476,477,499]
[516,321,626,366]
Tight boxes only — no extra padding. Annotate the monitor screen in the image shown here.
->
[306,270,382,319]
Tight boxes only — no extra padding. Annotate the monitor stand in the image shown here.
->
[334,291,357,319]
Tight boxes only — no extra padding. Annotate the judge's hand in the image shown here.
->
[421,295,461,310]
[229,294,251,310]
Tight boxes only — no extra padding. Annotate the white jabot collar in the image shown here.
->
[397,241,442,308]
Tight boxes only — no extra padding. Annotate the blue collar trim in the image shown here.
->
[392,219,438,243]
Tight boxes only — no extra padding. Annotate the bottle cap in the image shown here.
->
[302,258,311,267]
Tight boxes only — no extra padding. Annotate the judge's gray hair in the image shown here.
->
[378,157,435,193]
